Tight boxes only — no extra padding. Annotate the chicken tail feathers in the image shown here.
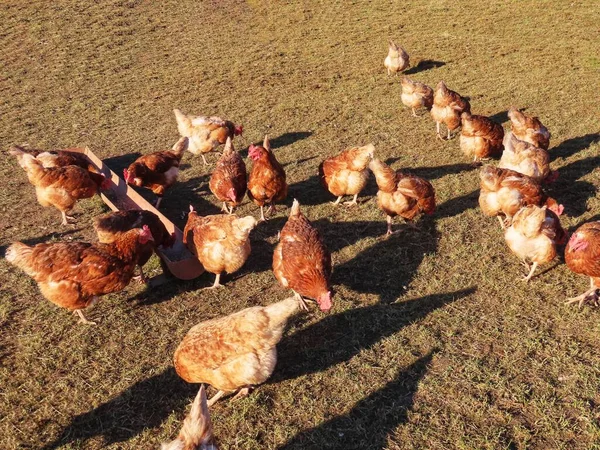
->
[290,198,301,217]
[173,109,192,137]
[5,242,35,276]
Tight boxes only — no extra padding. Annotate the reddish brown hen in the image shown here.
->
[9,145,98,172]
[6,226,154,324]
[10,150,109,225]
[124,137,188,208]
[508,107,551,150]
[247,135,288,221]
[430,81,471,140]
[273,199,332,312]
[401,77,433,116]
[369,158,435,235]
[565,222,600,308]
[460,112,504,163]
[319,143,374,206]
[209,137,247,214]
[479,165,563,228]
[94,210,175,283]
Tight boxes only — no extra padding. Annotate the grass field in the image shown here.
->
[1,0,600,448]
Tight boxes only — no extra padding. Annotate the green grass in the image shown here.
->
[1,0,600,448]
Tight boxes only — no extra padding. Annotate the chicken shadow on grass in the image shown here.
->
[40,368,194,450]
[550,132,600,161]
[278,351,435,450]
[549,155,600,218]
[403,59,446,75]
[272,288,473,384]
[488,109,510,124]
[103,152,142,174]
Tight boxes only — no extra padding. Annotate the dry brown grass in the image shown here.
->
[1,0,600,448]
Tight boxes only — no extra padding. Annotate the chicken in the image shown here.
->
[161,386,218,450]
[94,210,175,283]
[123,137,188,208]
[272,199,333,311]
[504,205,566,282]
[384,40,409,75]
[9,145,98,172]
[508,107,551,150]
[5,226,154,324]
[499,132,555,182]
[183,207,257,288]
[247,135,288,221]
[173,296,304,406]
[209,137,247,214]
[10,150,109,225]
[369,158,436,235]
[460,112,504,163]
[479,166,563,228]
[564,222,600,308]
[401,77,434,117]
[430,81,471,140]
[173,109,243,165]
[318,143,374,206]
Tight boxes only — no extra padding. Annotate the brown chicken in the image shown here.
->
[384,40,409,75]
[174,296,304,406]
[209,137,247,214]
[173,109,243,165]
[273,199,333,311]
[94,210,175,282]
[430,81,471,140]
[247,135,288,221]
[11,150,109,225]
[319,143,374,206]
[161,386,218,450]
[564,222,600,308]
[123,137,188,208]
[400,77,434,116]
[460,112,504,163]
[499,132,555,183]
[5,226,154,324]
[183,207,257,288]
[508,107,551,150]
[9,145,98,172]
[504,205,566,282]
[369,159,436,235]
[479,166,563,228]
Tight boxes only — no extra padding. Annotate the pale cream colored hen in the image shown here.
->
[173,296,303,406]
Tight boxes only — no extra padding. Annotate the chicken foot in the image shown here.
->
[293,291,310,311]
[201,154,209,166]
[207,389,227,407]
[132,265,148,284]
[206,386,253,407]
[204,273,223,290]
[343,194,359,207]
[221,202,234,214]
[73,309,96,325]
[565,278,600,308]
[332,196,343,206]
[61,211,76,226]
[522,262,538,282]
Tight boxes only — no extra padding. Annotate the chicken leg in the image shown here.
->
[344,194,359,207]
[201,154,208,166]
[207,389,227,407]
[204,273,223,290]
[386,215,394,236]
[73,309,96,325]
[132,265,148,284]
[231,386,252,402]
[332,196,343,206]
[61,211,76,226]
[155,197,163,209]
[412,107,418,117]
[259,205,267,222]
[522,262,538,282]
[294,291,309,311]
[565,278,600,308]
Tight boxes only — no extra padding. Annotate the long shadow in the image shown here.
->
[288,174,333,206]
[103,152,142,174]
[549,155,600,218]
[278,352,435,450]
[388,162,477,181]
[404,59,446,75]
[550,133,600,161]
[0,228,84,258]
[269,131,313,148]
[273,288,474,384]
[435,189,479,219]
[41,368,194,449]
[488,110,509,124]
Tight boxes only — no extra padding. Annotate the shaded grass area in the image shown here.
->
[1,0,600,449]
